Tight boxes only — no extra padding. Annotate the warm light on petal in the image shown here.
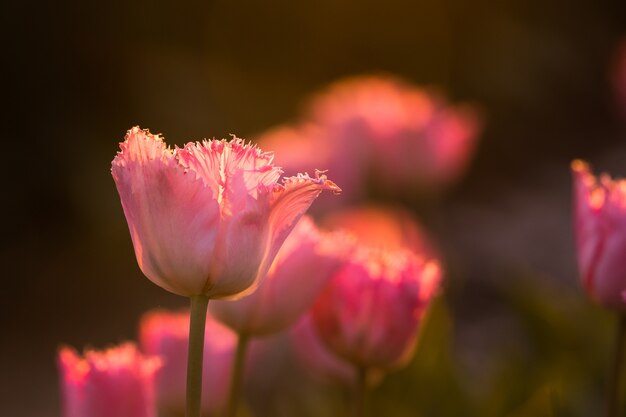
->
[58,343,160,417]
[210,216,354,336]
[572,160,626,310]
[311,245,442,370]
[112,127,338,298]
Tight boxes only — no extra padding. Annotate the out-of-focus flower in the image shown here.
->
[139,309,237,415]
[257,123,367,210]
[311,246,442,370]
[210,216,354,336]
[306,75,482,190]
[111,126,340,299]
[322,204,436,257]
[290,313,356,386]
[58,343,160,417]
[572,160,626,310]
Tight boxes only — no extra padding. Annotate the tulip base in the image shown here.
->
[187,295,209,417]
[608,314,626,417]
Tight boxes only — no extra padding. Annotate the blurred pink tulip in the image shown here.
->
[322,204,437,257]
[572,160,626,310]
[311,246,442,370]
[307,75,482,189]
[291,313,356,386]
[58,343,160,417]
[111,126,340,298]
[209,216,354,336]
[257,123,367,210]
[139,309,237,415]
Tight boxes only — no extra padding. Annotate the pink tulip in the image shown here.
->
[139,309,237,415]
[572,160,626,310]
[111,126,340,298]
[209,216,354,336]
[290,313,356,386]
[311,246,442,370]
[58,343,160,417]
[307,75,482,189]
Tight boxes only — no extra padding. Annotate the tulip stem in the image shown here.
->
[608,314,626,417]
[353,366,368,417]
[186,294,209,417]
[225,332,250,417]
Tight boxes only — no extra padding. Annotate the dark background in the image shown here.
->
[3,1,626,416]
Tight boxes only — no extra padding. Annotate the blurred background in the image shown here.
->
[3,0,626,416]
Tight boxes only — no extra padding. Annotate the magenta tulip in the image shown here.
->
[58,343,160,417]
[572,160,626,310]
[311,246,442,370]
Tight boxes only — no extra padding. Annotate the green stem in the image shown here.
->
[225,333,250,417]
[608,314,626,417]
[353,366,368,417]
[186,295,209,417]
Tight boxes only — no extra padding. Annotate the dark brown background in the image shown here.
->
[3,1,626,416]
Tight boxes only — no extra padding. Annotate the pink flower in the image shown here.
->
[311,246,442,370]
[572,160,626,310]
[111,127,340,298]
[290,314,356,386]
[58,343,161,417]
[209,216,354,336]
[139,309,237,415]
[307,75,482,189]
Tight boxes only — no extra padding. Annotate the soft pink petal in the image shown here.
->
[210,216,353,335]
[260,172,341,277]
[112,127,220,296]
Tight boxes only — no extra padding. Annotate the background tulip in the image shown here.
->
[305,76,482,190]
[291,313,356,387]
[139,309,237,416]
[311,246,442,370]
[572,160,626,311]
[210,215,353,336]
[58,343,160,417]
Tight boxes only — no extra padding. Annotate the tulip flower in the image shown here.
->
[311,246,441,370]
[111,126,340,299]
[310,245,441,416]
[572,160,626,417]
[571,160,626,310]
[209,215,354,416]
[306,75,482,190]
[139,309,237,416]
[210,215,353,336]
[112,126,339,417]
[58,343,160,417]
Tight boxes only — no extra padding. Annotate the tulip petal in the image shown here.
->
[112,127,220,296]
[261,172,341,276]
